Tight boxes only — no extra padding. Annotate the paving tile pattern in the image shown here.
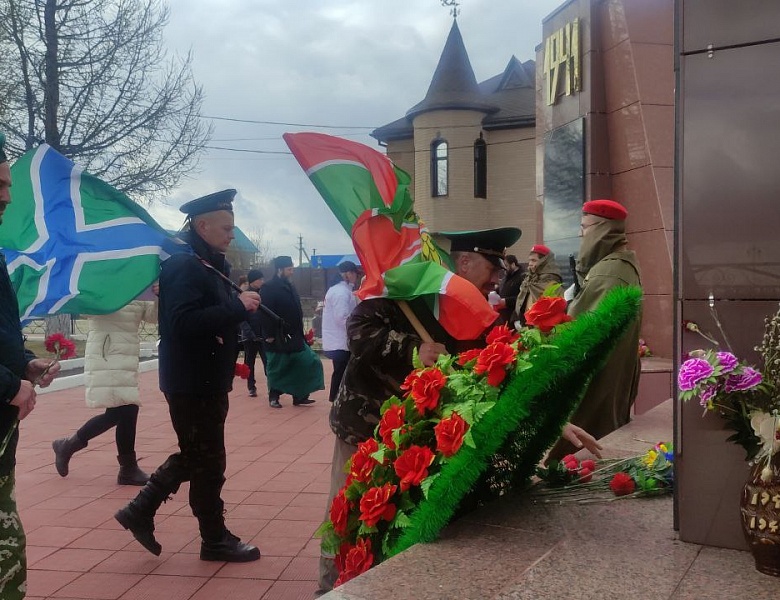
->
[18,364,335,599]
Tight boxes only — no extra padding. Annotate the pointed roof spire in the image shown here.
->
[406,20,497,120]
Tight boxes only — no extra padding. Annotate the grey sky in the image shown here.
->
[149,0,562,262]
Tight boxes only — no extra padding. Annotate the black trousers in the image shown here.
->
[243,340,267,391]
[77,404,139,455]
[151,392,229,541]
[324,350,350,403]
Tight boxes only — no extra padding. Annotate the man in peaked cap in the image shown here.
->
[0,133,62,598]
[318,225,601,594]
[512,243,563,327]
[257,256,324,408]
[116,188,263,562]
[548,199,642,460]
[322,260,360,403]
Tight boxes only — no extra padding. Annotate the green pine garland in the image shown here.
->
[386,285,642,556]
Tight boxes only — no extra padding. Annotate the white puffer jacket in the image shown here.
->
[84,300,158,409]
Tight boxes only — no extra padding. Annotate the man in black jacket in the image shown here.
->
[240,268,267,397]
[115,189,262,562]
[0,132,61,598]
[258,256,324,408]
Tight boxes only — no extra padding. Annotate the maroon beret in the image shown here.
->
[582,199,628,220]
[530,244,551,256]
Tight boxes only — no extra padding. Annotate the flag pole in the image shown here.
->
[397,300,434,344]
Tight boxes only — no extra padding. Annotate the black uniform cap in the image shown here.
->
[441,227,522,267]
[179,189,236,217]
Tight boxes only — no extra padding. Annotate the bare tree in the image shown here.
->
[0,0,211,198]
[247,227,275,267]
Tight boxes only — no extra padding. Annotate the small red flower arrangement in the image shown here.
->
[318,298,577,587]
[44,333,77,360]
[234,363,250,379]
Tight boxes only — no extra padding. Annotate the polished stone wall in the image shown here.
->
[537,0,675,359]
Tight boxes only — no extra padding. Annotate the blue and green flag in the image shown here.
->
[0,144,179,321]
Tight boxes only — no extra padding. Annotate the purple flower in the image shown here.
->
[678,358,714,391]
[699,385,717,407]
[724,367,763,392]
[716,352,739,373]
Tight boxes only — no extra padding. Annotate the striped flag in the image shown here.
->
[0,144,179,321]
[283,132,496,340]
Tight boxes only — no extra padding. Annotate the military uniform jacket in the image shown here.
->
[566,250,642,441]
[158,232,248,395]
[329,299,424,445]
[0,252,35,475]
[258,276,305,354]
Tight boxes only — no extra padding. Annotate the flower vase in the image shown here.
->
[740,453,780,577]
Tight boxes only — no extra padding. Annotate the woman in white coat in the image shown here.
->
[52,298,157,485]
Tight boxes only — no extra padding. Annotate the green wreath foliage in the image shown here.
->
[387,285,642,556]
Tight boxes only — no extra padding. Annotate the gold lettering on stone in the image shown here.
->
[543,18,582,105]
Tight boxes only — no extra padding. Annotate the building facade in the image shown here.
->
[371,20,537,258]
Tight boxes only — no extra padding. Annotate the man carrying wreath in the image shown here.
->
[317,226,601,594]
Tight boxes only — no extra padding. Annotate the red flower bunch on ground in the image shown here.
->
[609,472,636,496]
[44,333,77,360]
[234,363,250,379]
[524,296,572,333]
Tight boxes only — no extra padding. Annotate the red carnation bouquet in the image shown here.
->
[234,363,251,379]
[319,292,576,587]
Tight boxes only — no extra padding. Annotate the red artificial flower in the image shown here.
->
[44,333,77,360]
[358,483,397,527]
[434,412,469,457]
[474,342,516,386]
[378,404,406,449]
[329,488,352,536]
[524,296,573,333]
[609,472,636,496]
[393,445,435,492]
[334,538,374,587]
[457,348,482,366]
[578,467,593,483]
[485,324,520,346]
[234,363,251,379]
[347,439,381,485]
[401,368,447,415]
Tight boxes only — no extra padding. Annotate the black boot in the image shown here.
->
[114,480,169,555]
[200,530,261,562]
[52,434,87,477]
[117,452,150,486]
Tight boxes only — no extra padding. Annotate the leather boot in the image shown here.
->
[114,480,168,555]
[117,452,150,486]
[52,434,88,477]
[200,530,261,562]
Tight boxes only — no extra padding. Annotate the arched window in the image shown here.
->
[474,138,487,198]
[431,139,448,197]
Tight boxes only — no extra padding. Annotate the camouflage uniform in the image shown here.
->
[0,473,25,600]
